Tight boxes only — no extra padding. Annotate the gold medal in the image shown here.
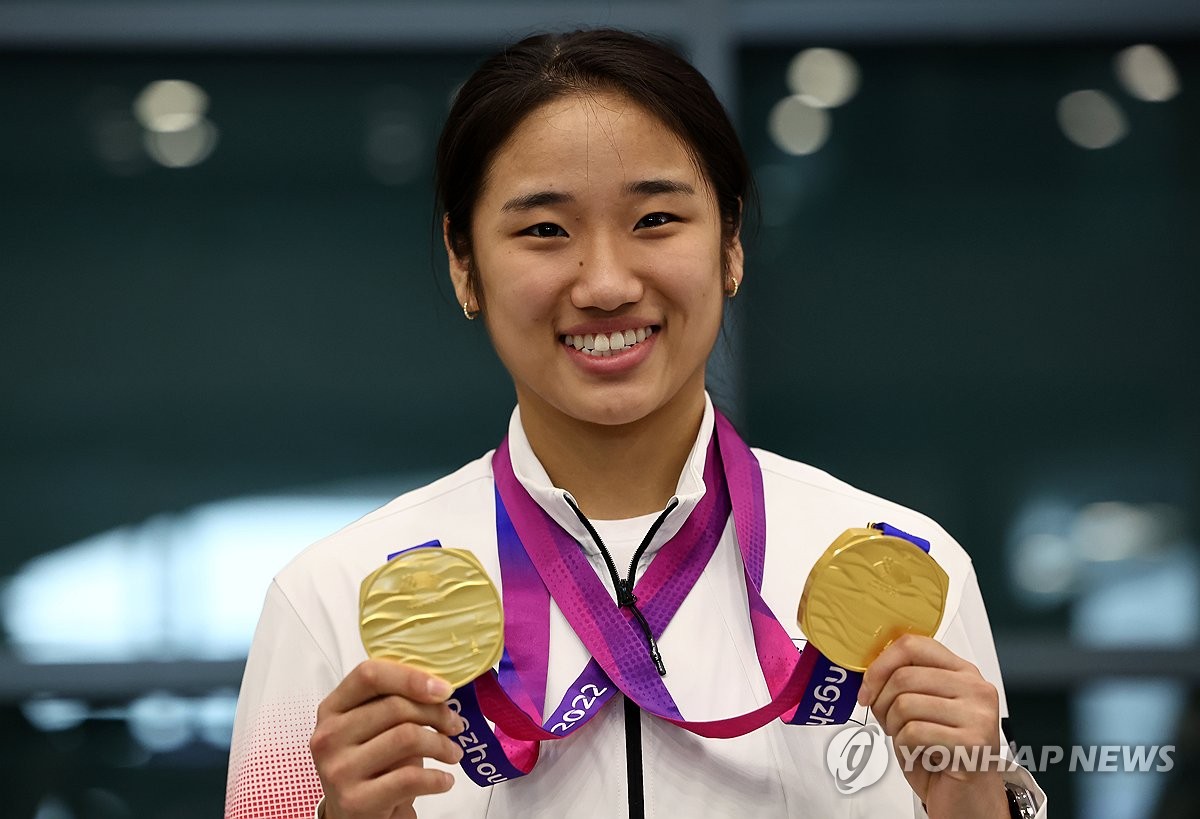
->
[359,547,504,689]
[798,527,948,672]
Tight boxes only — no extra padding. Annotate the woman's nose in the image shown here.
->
[569,235,643,312]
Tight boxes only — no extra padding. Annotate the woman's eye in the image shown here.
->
[635,212,677,230]
[523,223,568,238]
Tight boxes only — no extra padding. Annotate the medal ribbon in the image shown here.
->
[444,412,927,786]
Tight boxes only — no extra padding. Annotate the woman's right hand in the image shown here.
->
[310,659,466,819]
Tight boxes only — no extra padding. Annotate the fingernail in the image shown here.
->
[856,687,869,706]
[427,678,453,699]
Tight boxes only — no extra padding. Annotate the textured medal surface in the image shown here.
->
[799,528,949,672]
[359,547,504,689]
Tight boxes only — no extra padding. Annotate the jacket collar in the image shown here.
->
[504,395,716,558]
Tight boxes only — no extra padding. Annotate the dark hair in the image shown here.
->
[435,28,752,301]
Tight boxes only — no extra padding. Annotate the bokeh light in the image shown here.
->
[786,48,861,109]
[133,80,208,133]
[364,86,425,186]
[143,119,220,169]
[127,692,193,753]
[132,79,218,168]
[1114,44,1181,103]
[22,698,89,733]
[1057,89,1128,149]
[768,96,832,156]
[1013,532,1077,598]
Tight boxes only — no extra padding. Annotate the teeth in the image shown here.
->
[563,326,655,356]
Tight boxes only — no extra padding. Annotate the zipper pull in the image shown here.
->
[648,639,667,676]
[616,579,638,608]
[626,600,668,677]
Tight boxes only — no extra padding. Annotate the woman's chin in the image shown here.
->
[531,382,702,432]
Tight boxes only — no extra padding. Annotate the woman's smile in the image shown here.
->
[561,325,655,357]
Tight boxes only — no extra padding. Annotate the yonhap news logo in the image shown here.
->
[825,723,890,794]
[824,723,1177,794]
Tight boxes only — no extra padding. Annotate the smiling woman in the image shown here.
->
[227,29,1044,819]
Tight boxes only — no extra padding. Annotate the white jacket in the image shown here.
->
[226,397,1046,818]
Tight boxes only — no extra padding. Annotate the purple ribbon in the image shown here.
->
[397,412,931,786]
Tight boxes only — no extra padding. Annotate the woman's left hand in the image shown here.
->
[857,634,1009,819]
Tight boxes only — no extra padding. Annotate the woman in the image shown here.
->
[226,29,1045,819]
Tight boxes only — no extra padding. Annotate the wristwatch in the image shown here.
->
[1004,782,1037,818]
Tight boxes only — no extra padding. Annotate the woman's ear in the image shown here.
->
[727,198,745,288]
[725,229,745,293]
[444,214,478,313]
[728,234,745,285]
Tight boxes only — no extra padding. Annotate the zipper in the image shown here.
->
[562,495,679,819]
[563,495,679,675]
[624,695,646,819]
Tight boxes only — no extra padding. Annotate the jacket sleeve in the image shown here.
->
[929,566,1048,818]
[225,579,341,819]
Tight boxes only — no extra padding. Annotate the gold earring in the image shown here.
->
[463,301,479,320]
[725,276,740,298]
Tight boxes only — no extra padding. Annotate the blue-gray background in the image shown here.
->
[1,2,1197,817]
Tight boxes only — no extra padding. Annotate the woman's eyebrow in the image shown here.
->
[500,179,694,212]
[501,190,574,212]
[626,179,695,197]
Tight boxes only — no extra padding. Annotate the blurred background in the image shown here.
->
[1,1,1197,817]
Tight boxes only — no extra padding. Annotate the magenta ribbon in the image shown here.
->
[466,410,852,777]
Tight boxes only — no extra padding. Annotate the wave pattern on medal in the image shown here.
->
[359,549,504,688]
[802,543,947,672]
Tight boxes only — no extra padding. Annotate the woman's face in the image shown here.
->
[448,90,741,431]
